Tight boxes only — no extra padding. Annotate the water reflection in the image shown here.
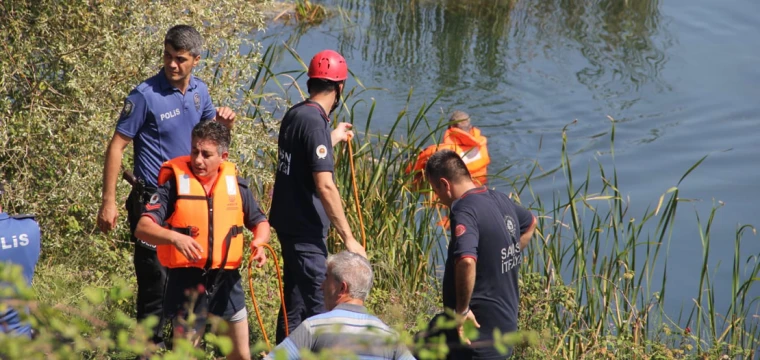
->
[254,0,760,327]
[338,0,515,90]
[526,0,671,101]
[332,0,671,108]
[257,0,675,150]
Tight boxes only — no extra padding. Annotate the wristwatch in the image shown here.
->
[460,307,471,316]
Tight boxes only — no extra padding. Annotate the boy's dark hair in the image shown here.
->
[425,150,471,184]
[192,121,230,153]
[164,25,203,57]
[307,78,342,96]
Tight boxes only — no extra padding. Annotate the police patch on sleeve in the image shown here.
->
[455,224,466,237]
[316,144,328,159]
[145,193,161,211]
[194,93,201,112]
[120,99,134,118]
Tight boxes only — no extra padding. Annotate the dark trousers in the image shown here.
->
[416,313,513,360]
[275,239,328,344]
[127,188,168,344]
[163,268,246,325]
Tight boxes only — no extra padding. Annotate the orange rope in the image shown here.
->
[346,136,367,249]
[247,243,287,350]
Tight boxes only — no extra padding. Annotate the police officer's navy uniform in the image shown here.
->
[269,100,336,343]
[0,203,41,337]
[115,69,216,343]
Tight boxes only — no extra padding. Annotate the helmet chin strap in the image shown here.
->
[329,82,343,114]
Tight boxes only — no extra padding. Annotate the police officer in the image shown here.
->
[95,24,235,346]
[269,49,366,343]
[0,181,42,338]
[424,150,536,359]
[135,121,269,360]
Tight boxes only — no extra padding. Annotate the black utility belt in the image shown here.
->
[136,239,157,250]
[138,187,157,203]
[127,186,157,207]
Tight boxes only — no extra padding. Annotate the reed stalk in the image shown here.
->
[242,46,760,358]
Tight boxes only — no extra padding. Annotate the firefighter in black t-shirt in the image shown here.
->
[268,49,366,343]
[424,149,537,359]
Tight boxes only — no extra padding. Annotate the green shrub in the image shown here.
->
[2,1,759,359]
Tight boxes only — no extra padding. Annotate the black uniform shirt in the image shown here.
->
[269,100,335,243]
[443,187,534,337]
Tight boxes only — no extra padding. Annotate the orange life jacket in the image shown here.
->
[407,127,491,185]
[156,156,245,270]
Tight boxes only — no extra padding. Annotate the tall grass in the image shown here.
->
[243,45,760,357]
[294,0,329,24]
[248,45,450,293]
[244,46,451,330]
[514,118,760,358]
[331,93,450,291]
[3,5,758,354]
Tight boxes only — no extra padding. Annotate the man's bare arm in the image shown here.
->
[455,257,477,315]
[519,215,537,250]
[250,221,271,247]
[313,171,366,257]
[96,132,132,233]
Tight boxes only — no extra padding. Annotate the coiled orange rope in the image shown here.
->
[346,135,367,249]
[247,243,287,350]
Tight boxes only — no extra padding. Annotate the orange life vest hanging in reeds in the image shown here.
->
[406,127,491,229]
[407,127,491,186]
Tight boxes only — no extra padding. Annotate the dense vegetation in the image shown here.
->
[1,1,758,359]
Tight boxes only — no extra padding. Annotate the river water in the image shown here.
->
[256,0,760,325]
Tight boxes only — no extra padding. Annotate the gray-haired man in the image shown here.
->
[266,251,415,359]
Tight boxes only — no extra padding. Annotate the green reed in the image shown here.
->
[294,0,329,24]
[330,91,451,293]
[242,46,760,357]
[516,118,759,358]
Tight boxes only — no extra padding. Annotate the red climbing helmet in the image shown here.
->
[307,50,348,82]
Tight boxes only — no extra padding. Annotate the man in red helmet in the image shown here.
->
[269,49,366,343]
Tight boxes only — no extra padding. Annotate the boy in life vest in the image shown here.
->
[406,110,491,228]
[443,110,489,183]
[135,121,270,360]
[407,110,490,187]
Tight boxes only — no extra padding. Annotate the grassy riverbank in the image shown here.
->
[1,1,759,359]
